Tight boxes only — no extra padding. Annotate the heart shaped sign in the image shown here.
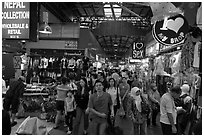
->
[136,43,143,50]
[166,17,184,33]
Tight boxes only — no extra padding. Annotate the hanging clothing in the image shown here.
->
[193,42,201,68]
[68,58,76,67]
[61,58,67,69]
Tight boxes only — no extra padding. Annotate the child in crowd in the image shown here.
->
[64,91,76,134]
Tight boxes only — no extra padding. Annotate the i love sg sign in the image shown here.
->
[132,42,145,59]
[152,14,189,47]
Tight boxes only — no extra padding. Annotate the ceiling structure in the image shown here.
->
[41,2,153,60]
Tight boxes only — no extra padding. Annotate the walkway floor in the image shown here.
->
[11,114,162,135]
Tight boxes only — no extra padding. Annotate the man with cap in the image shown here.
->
[3,76,26,127]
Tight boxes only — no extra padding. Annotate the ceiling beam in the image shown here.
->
[90,3,106,18]
[41,2,65,22]
[114,2,143,19]
[110,3,116,21]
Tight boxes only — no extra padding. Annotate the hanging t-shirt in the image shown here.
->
[40,57,48,68]
[61,58,67,69]
[193,42,201,68]
[68,58,76,67]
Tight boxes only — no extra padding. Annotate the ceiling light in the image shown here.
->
[39,23,52,34]
[39,12,52,34]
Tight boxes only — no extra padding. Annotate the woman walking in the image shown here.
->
[72,78,90,135]
[114,77,135,134]
[106,78,119,116]
[131,87,149,135]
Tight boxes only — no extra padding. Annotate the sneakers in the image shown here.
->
[67,130,72,134]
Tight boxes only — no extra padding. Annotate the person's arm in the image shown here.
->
[166,99,177,133]
[167,113,177,133]
[148,91,159,103]
[64,99,67,115]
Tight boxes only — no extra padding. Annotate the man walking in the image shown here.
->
[3,76,26,127]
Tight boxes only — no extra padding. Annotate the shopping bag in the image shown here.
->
[16,116,48,135]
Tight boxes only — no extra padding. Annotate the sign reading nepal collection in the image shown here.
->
[2,2,30,39]
[152,14,189,50]
[132,42,145,59]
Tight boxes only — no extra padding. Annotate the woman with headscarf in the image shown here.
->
[114,77,135,135]
[177,84,193,135]
[131,87,149,135]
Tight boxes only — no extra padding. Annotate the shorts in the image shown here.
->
[3,97,20,114]
[56,100,64,111]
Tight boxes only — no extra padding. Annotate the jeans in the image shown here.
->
[65,111,74,131]
[160,122,177,135]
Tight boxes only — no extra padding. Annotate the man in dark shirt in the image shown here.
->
[3,76,26,127]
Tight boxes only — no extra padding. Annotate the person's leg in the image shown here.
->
[72,107,82,134]
[10,98,20,126]
[140,121,147,135]
[87,120,98,135]
[65,114,69,127]
[69,112,74,131]
[134,124,140,135]
[54,111,61,128]
[54,100,64,128]
[99,122,108,135]
[160,122,172,135]
[152,109,158,125]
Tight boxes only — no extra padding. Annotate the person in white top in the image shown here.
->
[2,77,7,94]
[106,78,120,116]
[160,86,182,135]
[64,91,76,134]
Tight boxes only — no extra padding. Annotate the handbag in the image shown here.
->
[141,96,150,115]
[116,105,125,117]
[152,102,159,111]
[134,111,145,124]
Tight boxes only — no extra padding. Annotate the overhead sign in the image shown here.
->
[152,14,189,46]
[132,42,145,59]
[2,2,30,39]
[65,40,78,49]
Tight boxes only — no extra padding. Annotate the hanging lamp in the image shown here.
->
[39,12,52,34]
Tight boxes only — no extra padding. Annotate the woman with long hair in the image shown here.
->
[106,78,119,116]
[72,77,90,135]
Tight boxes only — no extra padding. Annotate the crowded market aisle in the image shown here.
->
[2,2,202,135]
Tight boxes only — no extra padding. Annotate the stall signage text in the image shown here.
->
[132,42,145,59]
[152,14,189,47]
[65,40,78,49]
[2,2,30,39]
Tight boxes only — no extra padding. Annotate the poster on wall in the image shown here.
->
[152,14,189,50]
[2,2,30,39]
[132,42,145,59]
